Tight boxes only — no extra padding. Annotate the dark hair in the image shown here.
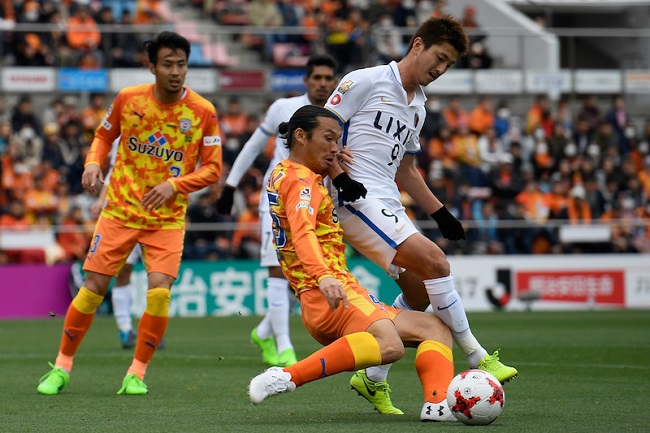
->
[277,105,339,149]
[144,31,191,65]
[305,53,338,78]
[405,15,469,57]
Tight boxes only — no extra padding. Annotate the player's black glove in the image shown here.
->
[216,185,235,215]
[431,206,466,240]
[332,173,367,202]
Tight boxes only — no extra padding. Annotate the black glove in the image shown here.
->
[431,206,466,240]
[216,185,235,215]
[332,173,367,202]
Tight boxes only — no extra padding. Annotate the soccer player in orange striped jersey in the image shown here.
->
[37,31,222,397]
[248,105,457,422]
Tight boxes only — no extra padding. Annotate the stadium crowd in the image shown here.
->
[1,88,649,265]
[0,1,648,264]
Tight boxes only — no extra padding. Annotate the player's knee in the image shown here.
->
[416,254,449,279]
[378,334,405,364]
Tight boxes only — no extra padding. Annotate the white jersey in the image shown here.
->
[325,61,426,204]
[225,93,311,213]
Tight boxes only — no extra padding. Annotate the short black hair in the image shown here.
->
[144,31,191,65]
[305,53,338,78]
[405,15,469,57]
[278,105,339,149]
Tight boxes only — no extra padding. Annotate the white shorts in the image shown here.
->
[125,243,142,266]
[337,197,419,277]
[259,210,280,268]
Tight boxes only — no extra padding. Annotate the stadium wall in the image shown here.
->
[1,255,649,320]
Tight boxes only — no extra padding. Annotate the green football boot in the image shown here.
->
[478,350,518,384]
[250,327,279,366]
[37,362,70,395]
[117,374,148,395]
[350,369,403,415]
[277,348,298,367]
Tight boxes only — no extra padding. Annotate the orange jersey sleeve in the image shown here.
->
[86,84,222,229]
[267,160,350,294]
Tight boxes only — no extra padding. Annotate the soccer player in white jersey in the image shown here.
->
[325,15,518,419]
[216,54,344,367]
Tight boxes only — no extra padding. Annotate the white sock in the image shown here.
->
[111,284,133,333]
[268,277,293,353]
[392,293,414,310]
[256,312,273,340]
[424,274,488,368]
[366,363,392,382]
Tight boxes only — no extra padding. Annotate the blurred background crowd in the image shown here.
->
[1,0,649,265]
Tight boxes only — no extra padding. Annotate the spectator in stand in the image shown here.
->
[347,7,373,69]
[112,9,147,67]
[231,190,262,259]
[57,205,92,262]
[515,180,549,224]
[246,0,283,60]
[592,121,619,156]
[0,198,46,263]
[185,192,233,260]
[23,173,57,222]
[554,96,573,133]
[457,5,492,69]
[525,94,550,137]
[371,12,403,64]
[468,95,495,136]
[605,95,630,154]
[577,95,602,135]
[220,96,249,138]
[66,4,103,67]
[478,125,505,175]
[39,6,75,67]
[442,96,469,134]
[493,100,511,139]
[544,179,569,221]
[453,124,485,186]
[80,93,108,143]
[11,95,41,137]
[547,121,570,167]
[420,95,446,146]
[428,125,459,175]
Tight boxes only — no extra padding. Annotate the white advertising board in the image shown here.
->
[1,67,56,92]
[425,70,473,94]
[574,70,621,93]
[474,70,523,94]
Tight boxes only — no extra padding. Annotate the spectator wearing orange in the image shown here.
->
[232,191,262,259]
[57,206,93,261]
[468,95,494,136]
[427,125,458,172]
[66,5,101,52]
[0,198,46,264]
[515,180,549,223]
[442,96,469,133]
[544,180,568,220]
[525,94,550,137]
[563,185,592,225]
[220,97,249,137]
[80,93,108,143]
[23,174,57,222]
[452,125,485,186]
[638,156,650,198]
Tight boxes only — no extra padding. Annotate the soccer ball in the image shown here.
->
[446,369,505,425]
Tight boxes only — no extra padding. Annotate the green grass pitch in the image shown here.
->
[2,310,649,432]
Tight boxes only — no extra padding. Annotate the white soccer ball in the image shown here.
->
[446,369,505,425]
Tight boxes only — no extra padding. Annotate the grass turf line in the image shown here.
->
[2,310,649,432]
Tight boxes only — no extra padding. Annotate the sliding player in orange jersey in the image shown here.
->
[248,105,457,421]
[37,31,222,396]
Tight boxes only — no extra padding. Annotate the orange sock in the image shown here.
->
[285,332,381,387]
[415,340,454,404]
[55,287,104,372]
[128,288,170,380]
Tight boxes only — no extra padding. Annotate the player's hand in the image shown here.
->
[431,206,466,240]
[336,147,354,170]
[81,164,104,195]
[332,173,367,202]
[90,199,104,219]
[216,185,235,215]
[319,277,349,311]
[142,181,175,211]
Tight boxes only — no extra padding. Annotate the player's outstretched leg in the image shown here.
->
[478,350,518,383]
[249,367,296,404]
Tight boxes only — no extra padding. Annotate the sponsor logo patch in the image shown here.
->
[204,136,221,146]
[338,80,353,93]
[180,118,192,133]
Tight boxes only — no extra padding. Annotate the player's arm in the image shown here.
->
[397,153,465,240]
[83,96,123,195]
[283,176,347,310]
[216,126,273,214]
[169,108,223,194]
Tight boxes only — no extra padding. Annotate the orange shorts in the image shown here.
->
[83,215,184,278]
[298,281,401,346]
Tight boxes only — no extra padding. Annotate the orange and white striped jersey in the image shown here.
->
[267,159,355,295]
[86,84,222,229]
